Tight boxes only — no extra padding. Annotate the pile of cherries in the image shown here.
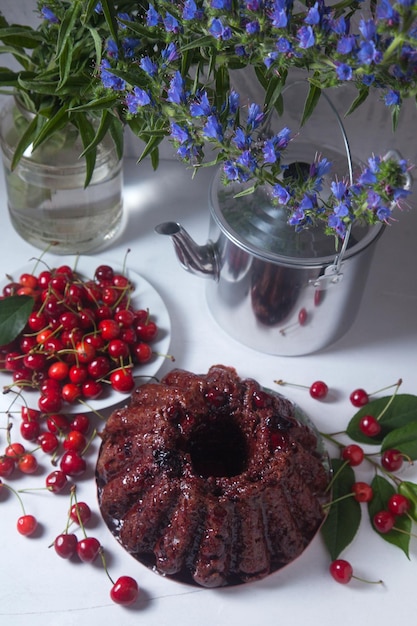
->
[0,260,162,606]
[1,261,159,409]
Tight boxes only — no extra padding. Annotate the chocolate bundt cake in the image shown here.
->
[96,365,330,587]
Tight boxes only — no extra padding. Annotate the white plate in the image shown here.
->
[0,254,171,414]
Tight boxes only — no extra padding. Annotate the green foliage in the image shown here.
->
[321,459,361,560]
[0,295,34,345]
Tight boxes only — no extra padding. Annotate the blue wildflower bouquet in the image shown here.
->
[0,0,414,237]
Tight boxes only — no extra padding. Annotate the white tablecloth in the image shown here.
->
[0,156,416,626]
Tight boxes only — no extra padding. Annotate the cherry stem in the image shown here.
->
[352,575,384,585]
[2,482,27,516]
[375,379,403,422]
[324,460,349,493]
[370,378,402,399]
[99,547,115,585]
[274,379,309,390]
[322,491,355,510]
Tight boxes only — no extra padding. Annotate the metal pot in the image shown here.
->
[155,168,385,355]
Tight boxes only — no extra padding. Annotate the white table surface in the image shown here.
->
[1,156,416,626]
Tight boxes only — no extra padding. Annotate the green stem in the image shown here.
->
[375,379,402,422]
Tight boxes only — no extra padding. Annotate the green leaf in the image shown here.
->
[10,114,43,171]
[346,394,417,445]
[301,82,322,126]
[100,0,119,44]
[398,481,417,522]
[345,87,369,116]
[368,475,411,558]
[0,295,34,345]
[0,26,42,49]
[72,113,96,187]
[31,107,70,152]
[381,421,417,459]
[320,458,361,560]
[56,1,82,60]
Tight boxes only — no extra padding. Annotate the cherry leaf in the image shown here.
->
[346,394,417,445]
[381,421,417,460]
[398,481,417,522]
[368,475,411,558]
[0,295,34,345]
[320,458,361,560]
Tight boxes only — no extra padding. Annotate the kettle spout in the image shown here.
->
[155,222,219,280]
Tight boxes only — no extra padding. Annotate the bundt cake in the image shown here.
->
[96,365,330,587]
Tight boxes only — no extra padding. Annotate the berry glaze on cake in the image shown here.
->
[96,365,330,587]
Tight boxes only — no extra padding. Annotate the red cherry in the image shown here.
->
[373,510,396,534]
[46,413,69,434]
[70,413,90,434]
[38,392,62,414]
[17,514,38,536]
[388,493,410,516]
[350,388,369,407]
[81,378,103,399]
[341,444,364,467]
[20,420,41,441]
[110,576,139,606]
[0,456,15,477]
[133,341,152,364]
[46,470,68,493]
[76,537,101,563]
[48,361,69,381]
[329,559,353,584]
[70,501,91,525]
[54,533,78,559]
[135,320,158,342]
[38,432,59,454]
[99,318,121,340]
[359,415,381,437]
[60,450,86,477]
[63,430,86,453]
[352,482,373,503]
[61,383,82,404]
[109,368,135,393]
[5,442,25,459]
[381,448,404,472]
[309,380,328,399]
[17,453,38,474]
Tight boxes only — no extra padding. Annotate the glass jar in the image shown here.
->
[0,99,123,254]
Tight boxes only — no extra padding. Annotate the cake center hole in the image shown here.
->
[189,418,248,478]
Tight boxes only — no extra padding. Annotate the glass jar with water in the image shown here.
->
[0,99,123,254]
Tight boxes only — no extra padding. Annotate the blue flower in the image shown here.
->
[106,39,119,59]
[376,0,399,23]
[117,12,131,28]
[246,0,263,9]
[269,0,288,28]
[209,18,232,40]
[162,43,180,64]
[223,161,240,180]
[246,21,260,35]
[328,214,347,237]
[312,157,332,178]
[247,103,264,129]
[357,40,381,65]
[41,6,59,23]
[122,38,140,59]
[331,180,348,200]
[272,183,291,204]
[263,139,280,163]
[203,115,224,141]
[362,73,375,86]
[337,35,356,55]
[232,128,251,150]
[100,60,126,91]
[228,91,240,115]
[334,202,350,217]
[305,2,321,25]
[276,37,292,53]
[384,89,401,106]
[336,63,353,81]
[376,206,392,221]
[183,0,198,20]
[359,19,377,41]
[167,71,186,104]
[297,25,315,49]
[237,150,257,171]
[264,51,278,68]
[126,87,151,112]
[288,207,306,226]
[140,56,158,77]
[164,12,181,33]
[190,91,212,117]
[146,5,160,26]
[94,2,102,13]
[170,122,191,145]
[211,0,232,8]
